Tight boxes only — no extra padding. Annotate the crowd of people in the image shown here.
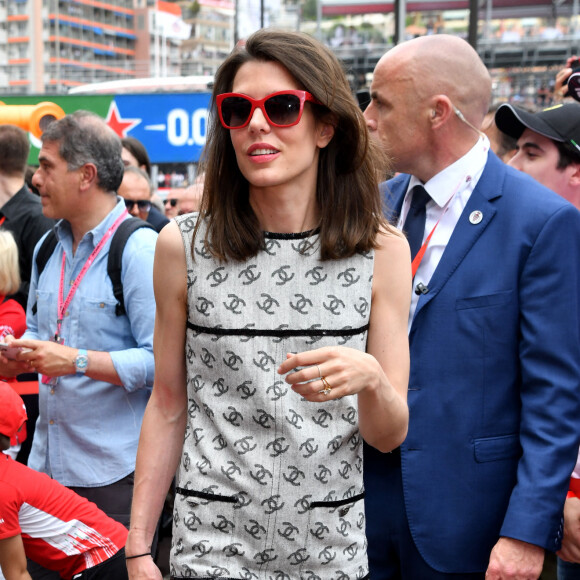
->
[0,28,579,580]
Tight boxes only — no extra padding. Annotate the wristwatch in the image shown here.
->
[74,349,89,374]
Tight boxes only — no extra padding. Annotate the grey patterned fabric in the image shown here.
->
[172,213,374,580]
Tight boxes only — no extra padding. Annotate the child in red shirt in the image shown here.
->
[0,382,129,580]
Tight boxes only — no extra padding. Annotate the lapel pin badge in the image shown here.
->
[469,210,483,225]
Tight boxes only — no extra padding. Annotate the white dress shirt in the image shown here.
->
[397,137,490,330]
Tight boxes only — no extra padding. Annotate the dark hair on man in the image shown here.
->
[496,131,518,161]
[122,164,152,196]
[121,137,152,176]
[41,110,124,193]
[0,125,30,176]
[556,140,580,170]
[199,28,391,262]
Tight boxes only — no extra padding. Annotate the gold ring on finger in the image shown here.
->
[320,376,332,396]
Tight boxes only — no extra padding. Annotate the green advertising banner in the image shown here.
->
[0,95,111,164]
[0,93,210,165]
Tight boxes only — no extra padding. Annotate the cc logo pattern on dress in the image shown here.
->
[172,214,373,580]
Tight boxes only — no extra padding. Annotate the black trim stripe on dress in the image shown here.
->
[175,487,238,503]
[186,322,370,338]
[263,228,320,239]
[310,492,365,509]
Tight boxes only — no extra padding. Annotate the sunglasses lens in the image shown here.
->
[221,96,253,128]
[264,94,302,126]
[125,199,151,211]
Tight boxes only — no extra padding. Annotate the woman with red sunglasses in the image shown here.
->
[128,28,411,580]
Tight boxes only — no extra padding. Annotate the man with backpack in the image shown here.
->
[0,112,157,563]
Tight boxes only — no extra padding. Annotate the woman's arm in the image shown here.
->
[126,222,189,578]
[357,229,411,451]
[278,229,411,452]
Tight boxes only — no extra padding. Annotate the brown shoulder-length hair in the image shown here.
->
[198,28,392,262]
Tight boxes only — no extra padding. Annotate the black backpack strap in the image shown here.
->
[32,229,58,315]
[108,218,155,317]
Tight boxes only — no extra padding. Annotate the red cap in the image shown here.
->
[0,381,27,439]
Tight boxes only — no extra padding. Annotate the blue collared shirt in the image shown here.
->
[25,199,157,487]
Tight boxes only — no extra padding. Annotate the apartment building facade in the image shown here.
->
[4,0,137,94]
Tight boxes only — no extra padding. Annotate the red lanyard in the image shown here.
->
[409,140,489,280]
[411,222,439,278]
[409,179,467,279]
[55,210,128,342]
[0,216,6,227]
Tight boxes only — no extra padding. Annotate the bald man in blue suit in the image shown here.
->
[362,34,580,579]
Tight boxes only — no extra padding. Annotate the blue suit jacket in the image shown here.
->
[364,152,580,573]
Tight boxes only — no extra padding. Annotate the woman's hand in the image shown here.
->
[278,346,383,402]
[126,554,163,580]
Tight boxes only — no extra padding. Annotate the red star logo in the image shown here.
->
[105,101,141,138]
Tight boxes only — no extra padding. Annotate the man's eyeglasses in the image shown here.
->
[164,198,178,208]
[216,90,321,129]
[124,199,151,212]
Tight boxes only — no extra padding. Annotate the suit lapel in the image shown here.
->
[413,154,505,318]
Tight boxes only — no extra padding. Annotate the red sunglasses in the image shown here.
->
[216,90,321,129]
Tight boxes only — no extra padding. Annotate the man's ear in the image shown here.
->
[79,163,98,191]
[569,162,580,186]
[429,95,454,127]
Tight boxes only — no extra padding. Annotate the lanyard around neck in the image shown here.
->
[410,138,489,280]
[409,176,471,279]
[55,210,128,340]
[411,222,438,279]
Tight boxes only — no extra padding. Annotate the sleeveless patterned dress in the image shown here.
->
[172,214,374,580]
